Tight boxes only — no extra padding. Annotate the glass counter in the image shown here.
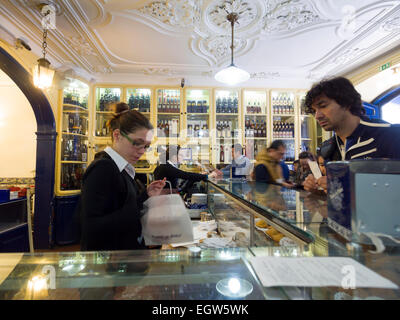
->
[208,179,319,246]
[0,248,273,300]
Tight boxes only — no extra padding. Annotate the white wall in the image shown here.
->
[0,69,37,177]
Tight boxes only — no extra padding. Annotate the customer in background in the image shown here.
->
[294,151,316,187]
[154,145,221,190]
[289,160,299,183]
[252,140,294,188]
[280,160,290,182]
[303,76,400,193]
[317,153,327,176]
[78,102,166,251]
[221,144,253,178]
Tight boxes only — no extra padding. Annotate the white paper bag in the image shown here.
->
[141,193,194,245]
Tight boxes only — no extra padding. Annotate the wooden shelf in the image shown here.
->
[62,132,88,138]
[244,137,267,140]
[60,161,87,164]
[63,104,87,111]
[63,110,88,116]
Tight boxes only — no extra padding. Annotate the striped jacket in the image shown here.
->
[320,117,400,161]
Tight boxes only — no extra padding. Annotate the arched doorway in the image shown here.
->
[0,46,56,249]
[372,86,400,124]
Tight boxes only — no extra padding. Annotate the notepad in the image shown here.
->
[248,256,398,289]
[307,160,322,179]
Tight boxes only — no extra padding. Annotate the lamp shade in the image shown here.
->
[215,64,250,86]
[33,58,55,89]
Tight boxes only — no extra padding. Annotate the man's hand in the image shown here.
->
[282,181,295,188]
[304,174,318,192]
[304,174,328,193]
[147,177,166,197]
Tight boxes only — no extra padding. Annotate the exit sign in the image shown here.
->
[379,62,391,71]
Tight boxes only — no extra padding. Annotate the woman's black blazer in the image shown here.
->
[79,152,148,251]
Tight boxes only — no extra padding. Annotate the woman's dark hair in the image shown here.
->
[108,102,153,139]
[298,151,316,161]
[268,140,286,151]
[304,77,365,116]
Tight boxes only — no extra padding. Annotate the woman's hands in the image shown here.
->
[208,169,223,179]
[147,177,167,197]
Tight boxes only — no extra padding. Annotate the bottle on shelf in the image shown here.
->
[216,97,221,113]
[102,118,108,137]
[233,97,238,113]
[81,142,87,162]
[220,145,224,163]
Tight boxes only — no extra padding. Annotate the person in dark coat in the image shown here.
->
[153,145,221,190]
[78,102,166,251]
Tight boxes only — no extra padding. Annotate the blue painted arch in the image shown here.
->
[0,46,56,249]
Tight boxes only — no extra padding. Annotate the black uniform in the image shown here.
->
[79,152,148,251]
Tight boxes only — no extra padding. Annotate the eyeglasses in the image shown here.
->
[120,131,151,150]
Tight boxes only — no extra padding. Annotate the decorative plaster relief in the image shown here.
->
[380,16,400,32]
[93,65,113,74]
[332,47,366,66]
[250,71,280,79]
[138,0,202,28]
[207,0,258,31]
[207,36,247,61]
[261,0,321,34]
[68,36,97,56]
[141,67,181,76]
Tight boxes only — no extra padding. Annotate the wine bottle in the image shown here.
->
[220,145,224,163]
[81,142,87,162]
[227,97,232,113]
[216,97,221,113]
[222,97,227,113]
[233,97,238,113]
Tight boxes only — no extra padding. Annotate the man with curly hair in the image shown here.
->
[303,76,400,193]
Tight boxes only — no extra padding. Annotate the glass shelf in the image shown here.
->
[58,79,90,193]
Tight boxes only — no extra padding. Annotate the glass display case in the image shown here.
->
[214,90,241,165]
[184,89,211,163]
[95,87,121,138]
[207,179,316,246]
[126,88,151,116]
[299,94,317,154]
[0,249,271,300]
[271,90,296,162]
[57,79,90,193]
[243,90,267,162]
[156,88,181,140]
[2,178,400,300]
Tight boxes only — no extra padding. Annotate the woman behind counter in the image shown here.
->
[154,145,221,190]
[78,102,166,251]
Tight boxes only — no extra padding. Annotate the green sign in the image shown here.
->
[379,62,391,71]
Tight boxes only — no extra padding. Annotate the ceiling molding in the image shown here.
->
[1,0,399,86]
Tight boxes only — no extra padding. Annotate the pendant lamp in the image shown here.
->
[215,12,250,86]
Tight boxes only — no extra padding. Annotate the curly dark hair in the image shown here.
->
[304,77,365,116]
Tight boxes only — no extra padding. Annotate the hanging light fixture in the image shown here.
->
[215,12,250,86]
[33,5,55,89]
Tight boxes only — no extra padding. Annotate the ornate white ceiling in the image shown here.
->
[0,0,400,88]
